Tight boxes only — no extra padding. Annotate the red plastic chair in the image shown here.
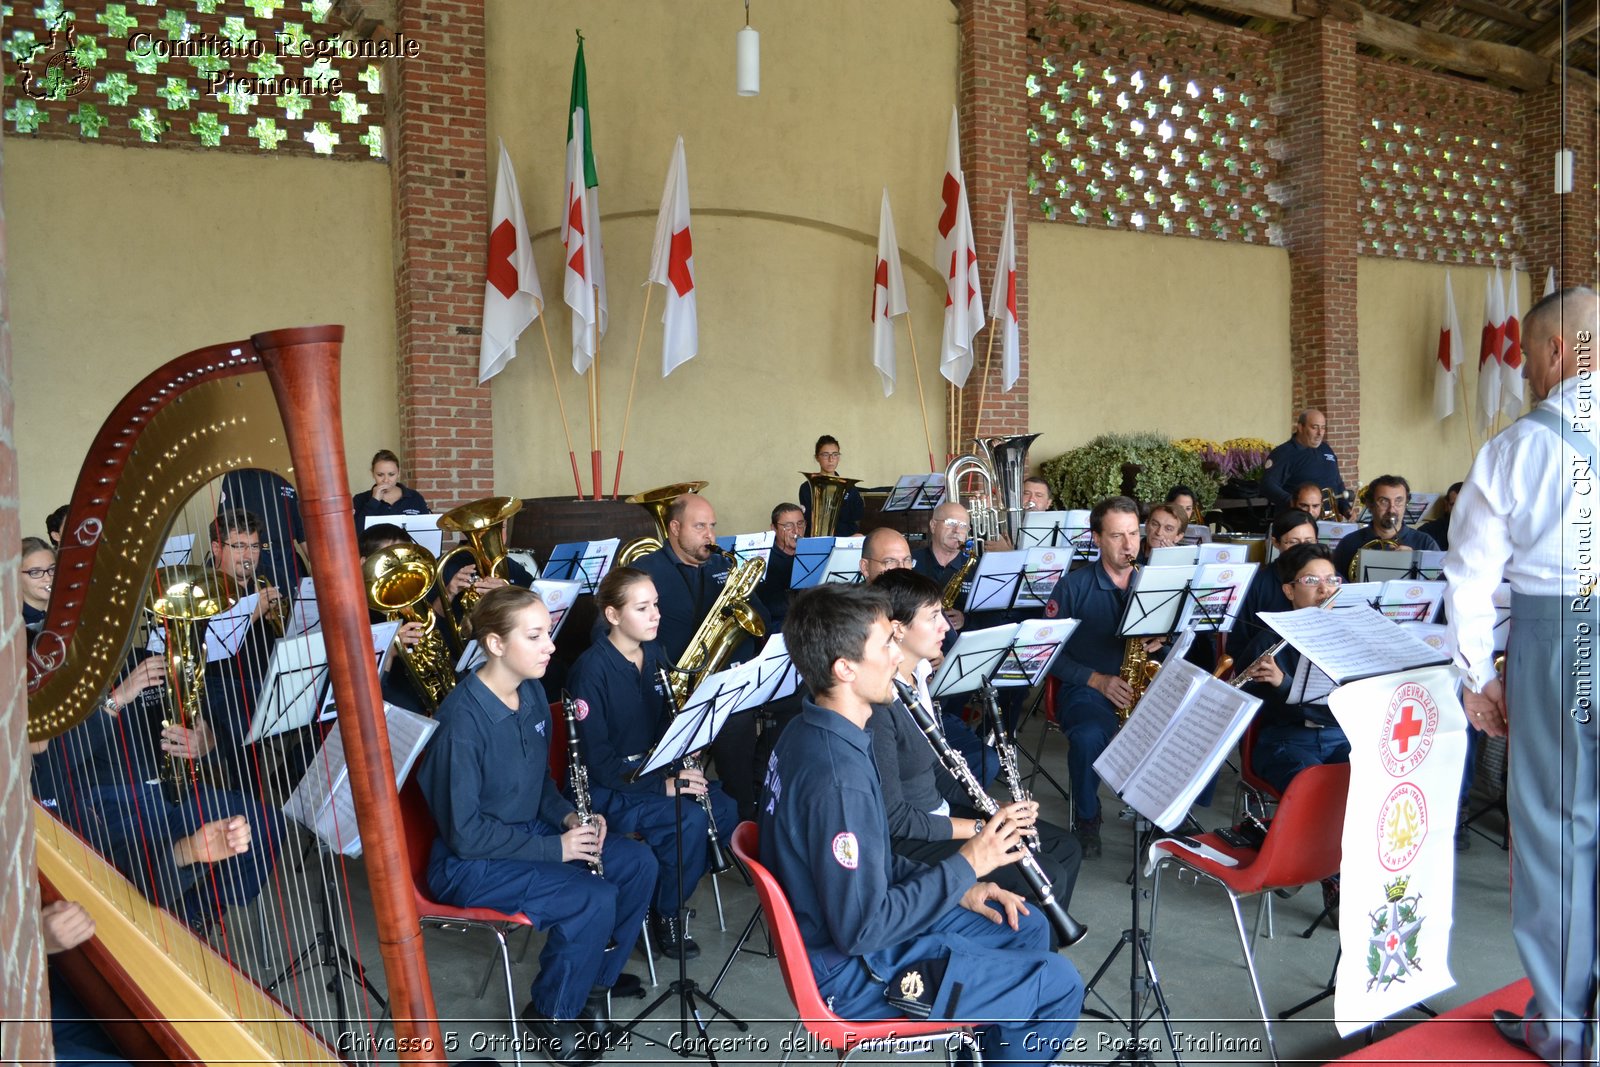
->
[1147,762,1350,1064]
[398,783,533,1066]
[1234,717,1284,822]
[729,821,983,1065]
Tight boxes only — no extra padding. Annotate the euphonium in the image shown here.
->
[147,566,233,804]
[616,481,709,567]
[799,472,861,538]
[944,433,1040,544]
[667,544,766,706]
[436,495,523,625]
[364,542,456,714]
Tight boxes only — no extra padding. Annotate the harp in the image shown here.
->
[27,327,442,1062]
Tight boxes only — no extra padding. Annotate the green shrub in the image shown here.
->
[1039,433,1223,511]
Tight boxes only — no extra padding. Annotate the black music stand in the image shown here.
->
[621,668,753,1062]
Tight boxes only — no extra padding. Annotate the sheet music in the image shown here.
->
[1330,582,1382,611]
[928,624,1017,698]
[577,537,620,591]
[319,621,402,721]
[747,633,799,704]
[530,578,584,636]
[1405,492,1439,524]
[246,631,330,743]
[1317,520,1361,545]
[718,530,776,568]
[1018,510,1072,549]
[1147,545,1198,566]
[204,593,261,661]
[822,535,866,585]
[284,576,320,638]
[1177,562,1258,633]
[369,513,444,556]
[1287,653,1336,704]
[1017,546,1069,606]
[883,474,929,512]
[158,534,195,566]
[1119,565,1192,637]
[1093,659,1205,793]
[1374,580,1445,624]
[283,702,438,856]
[1063,510,1098,562]
[790,536,833,589]
[965,549,1028,612]
[992,618,1079,687]
[913,473,947,510]
[1199,542,1248,565]
[1259,603,1450,685]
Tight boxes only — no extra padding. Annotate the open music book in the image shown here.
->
[1093,657,1262,830]
[1259,602,1451,686]
[284,702,437,856]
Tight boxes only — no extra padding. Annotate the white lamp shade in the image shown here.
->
[737,25,759,97]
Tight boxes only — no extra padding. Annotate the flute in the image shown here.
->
[894,678,1087,947]
[1232,585,1343,688]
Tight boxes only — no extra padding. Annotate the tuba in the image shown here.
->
[800,472,862,537]
[665,545,766,706]
[436,495,522,625]
[147,565,234,804]
[616,481,709,566]
[944,433,1040,544]
[364,542,457,713]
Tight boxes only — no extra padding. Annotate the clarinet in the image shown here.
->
[979,684,1031,811]
[894,678,1088,947]
[560,689,603,877]
[658,668,731,873]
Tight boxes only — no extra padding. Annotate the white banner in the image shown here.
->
[1328,665,1468,1035]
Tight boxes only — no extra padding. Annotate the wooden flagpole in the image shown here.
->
[614,285,656,499]
[901,315,937,473]
[1459,371,1477,456]
[536,315,584,497]
[972,323,1000,442]
[588,284,601,500]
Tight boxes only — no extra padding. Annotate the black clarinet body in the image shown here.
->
[657,668,731,873]
[894,679,1087,947]
[560,689,603,877]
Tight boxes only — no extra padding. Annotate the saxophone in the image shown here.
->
[560,689,602,877]
[666,545,766,705]
[1117,637,1159,723]
[657,668,731,873]
[895,678,1087,947]
[941,539,981,611]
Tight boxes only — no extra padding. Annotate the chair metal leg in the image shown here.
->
[1224,888,1279,1064]
[494,927,523,1067]
[711,870,726,931]
[1148,861,1166,950]
[641,916,658,986]
[779,1020,803,1067]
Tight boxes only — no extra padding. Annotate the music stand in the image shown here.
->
[788,536,833,590]
[245,633,331,745]
[1016,547,1070,609]
[821,536,866,584]
[1018,509,1071,549]
[367,513,443,556]
[622,666,755,1061]
[961,550,1028,613]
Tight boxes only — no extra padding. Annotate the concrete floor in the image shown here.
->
[296,714,1523,1066]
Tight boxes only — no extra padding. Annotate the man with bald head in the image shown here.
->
[1261,408,1348,512]
[914,501,975,631]
[860,527,915,583]
[1446,286,1599,1066]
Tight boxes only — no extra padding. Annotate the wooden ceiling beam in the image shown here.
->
[1453,0,1543,33]
[1523,2,1600,58]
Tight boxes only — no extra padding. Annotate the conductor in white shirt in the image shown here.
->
[1444,286,1598,1067]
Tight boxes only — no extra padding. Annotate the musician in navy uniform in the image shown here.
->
[1042,496,1155,857]
[797,435,865,536]
[756,502,805,632]
[759,583,1083,1065]
[1417,481,1461,551]
[216,468,305,597]
[1330,474,1439,578]
[567,567,740,962]
[418,586,654,1065]
[1260,410,1348,512]
[351,449,431,526]
[1225,509,1319,666]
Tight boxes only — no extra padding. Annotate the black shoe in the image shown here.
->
[608,972,644,999]
[1321,878,1340,930]
[1492,1009,1532,1052]
[1456,824,1472,852]
[520,1004,602,1066]
[650,912,700,960]
[1074,819,1102,859]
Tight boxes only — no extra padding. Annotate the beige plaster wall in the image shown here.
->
[5,139,399,539]
[1356,256,1535,496]
[485,0,957,534]
[1027,223,1294,462]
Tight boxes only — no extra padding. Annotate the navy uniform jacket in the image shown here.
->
[758,548,797,633]
[418,673,575,865]
[1417,517,1451,551]
[1260,438,1346,508]
[439,551,535,589]
[353,485,431,526]
[1331,525,1440,579]
[1226,565,1290,665]
[632,544,748,664]
[218,469,306,596]
[23,602,44,633]
[1239,630,1336,730]
[912,546,969,609]
[1044,561,1132,685]
[868,700,968,843]
[798,481,866,538]
[759,700,975,980]
[566,637,674,796]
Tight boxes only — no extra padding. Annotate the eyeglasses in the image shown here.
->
[22,566,56,579]
[775,521,806,532]
[221,541,266,553]
[941,520,971,533]
[866,556,914,569]
[816,451,841,460]
[1293,575,1343,587]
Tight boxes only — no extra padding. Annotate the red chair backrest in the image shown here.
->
[1237,717,1282,801]
[398,782,437,892]
[547,701,569,781]
[1043,676,1061,726]
[1249,761,1350,890]
[729,822,845,1042]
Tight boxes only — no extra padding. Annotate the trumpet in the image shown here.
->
[560,689,603,877]
[657,667,731,873]
[896,678,1087,947]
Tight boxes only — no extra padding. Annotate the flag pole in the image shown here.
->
[1459,372,1477,456]
[973,322,1000,441]
[901,314,937,473]
[589,284,602,500]
[614,284,656,499]
[537,315,585,498]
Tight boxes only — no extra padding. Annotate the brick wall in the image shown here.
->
[1519,83,1599,289]
[387,0,492,508]
[1271,16,1363,480]
[0,62,51,1059]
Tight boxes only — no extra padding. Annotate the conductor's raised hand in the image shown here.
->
[957,809,1027,878]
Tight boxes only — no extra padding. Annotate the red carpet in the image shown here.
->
[1336,979,1541,1065]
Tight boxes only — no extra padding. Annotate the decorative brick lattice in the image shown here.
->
[1027,1,1280,243]
[1356,59,1520,266]
[3,0,387,160]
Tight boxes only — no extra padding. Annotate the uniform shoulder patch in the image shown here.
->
[831,831,859,870]
[1043,598,1060,618]
[572,698,590,721]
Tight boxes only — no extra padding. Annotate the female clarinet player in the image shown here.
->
[351,449,430,527]
[566,567,740,963]
[417,586,655,1065]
